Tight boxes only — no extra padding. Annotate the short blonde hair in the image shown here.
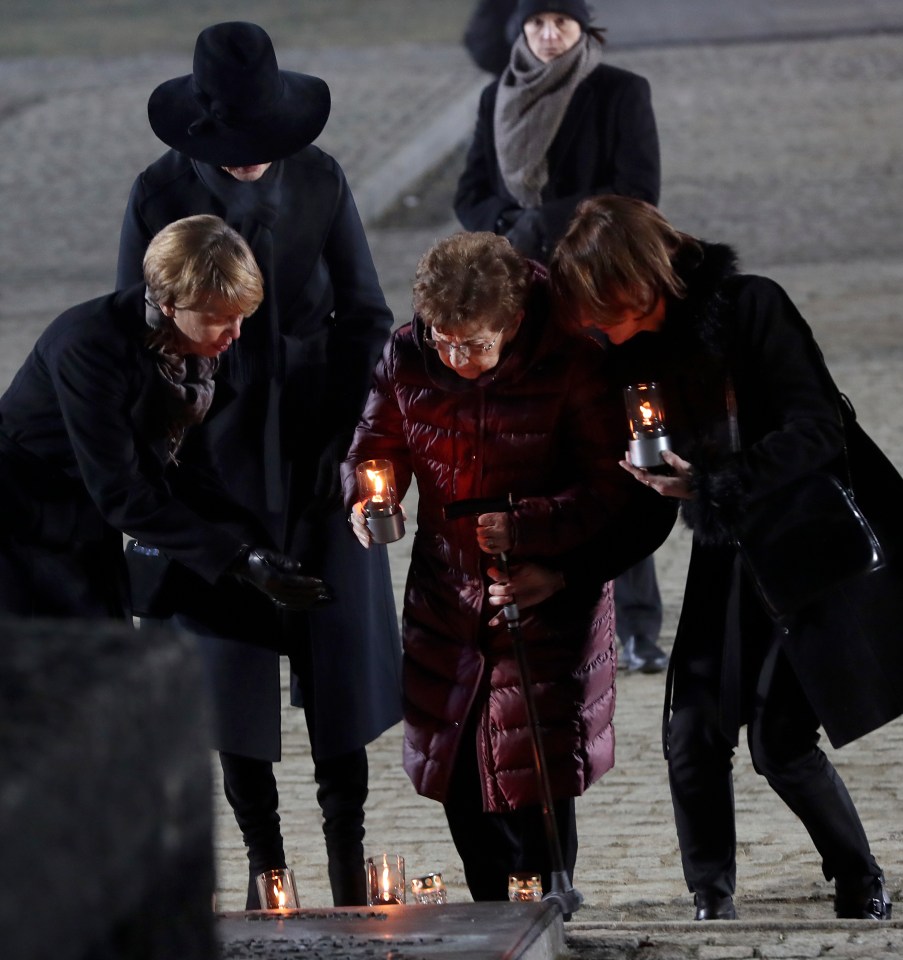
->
[550,196,698,332]
[143,215,263,317]
[412,232,530,334]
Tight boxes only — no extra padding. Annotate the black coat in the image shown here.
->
[454,61,660,261]
[117,148,402,761]
[612,243,903,749]
[0,285,245,617]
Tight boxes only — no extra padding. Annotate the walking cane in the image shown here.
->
[444,496,584,919]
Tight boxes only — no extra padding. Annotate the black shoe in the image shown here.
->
[835,872,893,919]
[693,891,737,920]
[621,635,669,674]
[635,635,669,673]
[619,636,646,672]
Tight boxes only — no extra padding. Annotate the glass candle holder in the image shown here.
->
[255,867,299,911]
[508,872,542,903]
[410,872,448,905]
[367,853,406,905]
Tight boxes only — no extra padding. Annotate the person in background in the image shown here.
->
[455,0,659,262]
[550,194,896,922]
[342,231,673,901]
[0,214,329,620]
[116,22,401,908]
[457,0,667,673]
[462,0,519,76]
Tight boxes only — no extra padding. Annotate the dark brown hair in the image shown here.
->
[549,196,699,332]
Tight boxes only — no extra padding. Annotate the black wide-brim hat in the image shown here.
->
[148,21,331,167]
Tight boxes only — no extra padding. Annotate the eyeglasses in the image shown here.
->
[423,327,503,361]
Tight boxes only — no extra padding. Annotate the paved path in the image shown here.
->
[2,4,902,955]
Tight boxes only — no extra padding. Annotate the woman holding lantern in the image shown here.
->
[342,230,673,901]
[548,194,901,921]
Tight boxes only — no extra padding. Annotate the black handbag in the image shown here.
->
[732,471,884,620]
[124,539,175,619]
[728,380,885,621]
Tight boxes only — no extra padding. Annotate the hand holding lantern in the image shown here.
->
[354,459,405,544]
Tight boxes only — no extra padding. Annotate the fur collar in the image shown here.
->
[663,241,740,360]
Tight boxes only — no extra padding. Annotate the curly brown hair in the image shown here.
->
[412,232,530,334]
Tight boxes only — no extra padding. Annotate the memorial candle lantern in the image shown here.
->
[356,459,405,544]
[410,872,448,905]
[366,853,406,905]
[507,872,542,902]
[255,868,299,911]
[624,382,671,470]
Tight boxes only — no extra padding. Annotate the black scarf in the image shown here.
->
[190,160,287,511]
[191,159,285,383]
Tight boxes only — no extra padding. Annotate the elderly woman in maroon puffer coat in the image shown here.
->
[342,232,673,901]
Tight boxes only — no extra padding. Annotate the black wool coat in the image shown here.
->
[0,285,246,618]
[454,61,660,261]
[117,148,402,761]
[610,243,903,749]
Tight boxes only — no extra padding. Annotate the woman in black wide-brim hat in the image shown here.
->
[116,21,401,910]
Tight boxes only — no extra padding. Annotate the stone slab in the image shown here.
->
[216,903,564,960]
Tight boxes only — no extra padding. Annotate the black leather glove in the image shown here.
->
[230,547,334,610]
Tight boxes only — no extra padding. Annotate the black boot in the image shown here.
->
[835,872,892,919]
[316,747,370,906]
[219,752,287,909]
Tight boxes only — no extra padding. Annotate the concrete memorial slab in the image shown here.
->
[216,902,565,960]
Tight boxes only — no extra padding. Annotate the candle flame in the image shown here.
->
[366,468,385,500]
[640,400,654,427]
[273,882,286,909]
[381,860,391,901]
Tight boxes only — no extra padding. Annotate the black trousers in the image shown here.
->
[442,716,578,901]
[614,554,662,641]
[220,745,368,908]
[667,634,880,898]
[219,642,369,909]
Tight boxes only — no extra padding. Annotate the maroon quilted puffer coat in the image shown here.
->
[343,276,673,812]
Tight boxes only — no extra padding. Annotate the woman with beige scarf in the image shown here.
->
[455,0,660,263]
